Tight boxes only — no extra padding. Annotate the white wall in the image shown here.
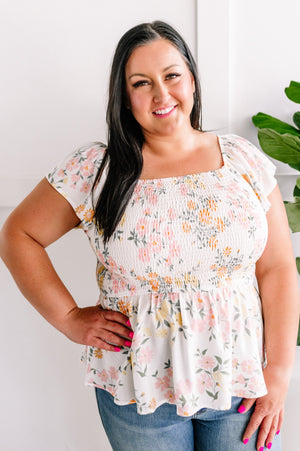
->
[1,0,299,450]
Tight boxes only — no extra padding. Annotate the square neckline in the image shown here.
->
[137,134,227,183]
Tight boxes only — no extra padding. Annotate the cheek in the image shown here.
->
[128,92,149,116]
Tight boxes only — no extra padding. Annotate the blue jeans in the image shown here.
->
[95,388,281,451]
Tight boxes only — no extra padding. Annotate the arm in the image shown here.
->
[0,178,133,350]
[241,184,300,450]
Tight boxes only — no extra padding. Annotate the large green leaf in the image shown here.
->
[257,129,300,170]
[252,112,300,136]
[285,201,300,232]
[296,257,300,275]
[293,181,300,202]
[293,112,300,130]
[285,81,300,104]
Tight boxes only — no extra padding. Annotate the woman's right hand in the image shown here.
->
[63,306,133,351]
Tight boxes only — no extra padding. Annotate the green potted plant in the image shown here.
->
[252,80,300,345]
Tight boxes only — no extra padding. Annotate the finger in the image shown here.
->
[238,397,256,414]
[90,336,123,352]
[276,407,284,437]
[102,309,133,328]
[100,329,133,348]
[100,312,134,339]
[242,404,265,444]
[265,413,279,450]
[256,415,274,451]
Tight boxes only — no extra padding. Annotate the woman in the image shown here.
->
[0,21,299,451]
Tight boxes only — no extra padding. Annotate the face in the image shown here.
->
[125,39,195,138]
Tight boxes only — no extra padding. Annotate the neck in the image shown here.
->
[142,125,201,158]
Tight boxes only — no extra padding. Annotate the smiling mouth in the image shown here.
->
[152,105,177,117]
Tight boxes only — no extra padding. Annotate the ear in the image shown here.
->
[191,74,195,93]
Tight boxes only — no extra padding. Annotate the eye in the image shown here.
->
[166,73,181,80]
[132,80,149,88]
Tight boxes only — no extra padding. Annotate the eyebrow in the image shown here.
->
[128,64,181,80]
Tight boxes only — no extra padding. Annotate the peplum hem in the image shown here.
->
[82,279,267,416]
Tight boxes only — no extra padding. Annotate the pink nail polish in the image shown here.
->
[276,430,280,435]
[129,331,134,339]
[124,341,132,347]
[238,405,246,413]
[267,443,272,449]
[126,319,131,327]
[259,447,264,451]
[243,438,249,445]
[114,347,121,352]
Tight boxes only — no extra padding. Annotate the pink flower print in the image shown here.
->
[143,207,151,216]
[232,358,239,370]
[108,366,119,380]
[148,193,158,205]
[191,318,207,333]
[71,173,80,184]
[176,378,193,394]
[163,226,174,240]
[167,207,176,220]
[112,277,120,294]
[136,217,149,237]
[144,184,154,197]
[81,160,95,177]
[179,183,188,196]
[166,367,173,378]
[138,247,151,263]
[149,234,162,254]
[241,359,255,375]
[86,147,99,160]
[236,374,246,385]
[97,251,106,265]
[248,377,259,392]
[165,390,175,403]
[197,373,213,394]
[99,369,109,382]
[169,242,180,258]
[138,345,154,365]
[57,169,65,178]
[155,376,170,391]
[198,355,215,370]
[80,181,90,193]
[132,333,143,348]
[66,158,79,172]
[107,256,118,270]
[156,180,164,189]
[151,219,161,232]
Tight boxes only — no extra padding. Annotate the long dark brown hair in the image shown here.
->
[92,21,202,243]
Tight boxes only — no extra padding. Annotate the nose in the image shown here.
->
[152,81,170,104]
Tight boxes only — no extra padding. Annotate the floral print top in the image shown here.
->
[46,134,277,416]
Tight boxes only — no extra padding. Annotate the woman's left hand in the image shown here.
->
[240,365,291,450]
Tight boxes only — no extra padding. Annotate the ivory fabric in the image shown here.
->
[46,134,277,416]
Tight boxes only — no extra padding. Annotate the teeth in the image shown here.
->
[154,106,175,115]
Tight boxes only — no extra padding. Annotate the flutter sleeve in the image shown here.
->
[224,134,277,213]
[46,142,107,226]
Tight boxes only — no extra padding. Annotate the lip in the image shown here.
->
[152,105,177,118]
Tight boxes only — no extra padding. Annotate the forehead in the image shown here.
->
[125,39,188,75]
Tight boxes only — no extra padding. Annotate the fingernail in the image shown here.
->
[267,443,272,449]
[129,331,134,339]
[126,319,131,327]
[114,347,121,352]
[238,405,246,413]
[259,447,264,451]
[243,438,249,444]
[124,341,132,347]
[276,430,280,435]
